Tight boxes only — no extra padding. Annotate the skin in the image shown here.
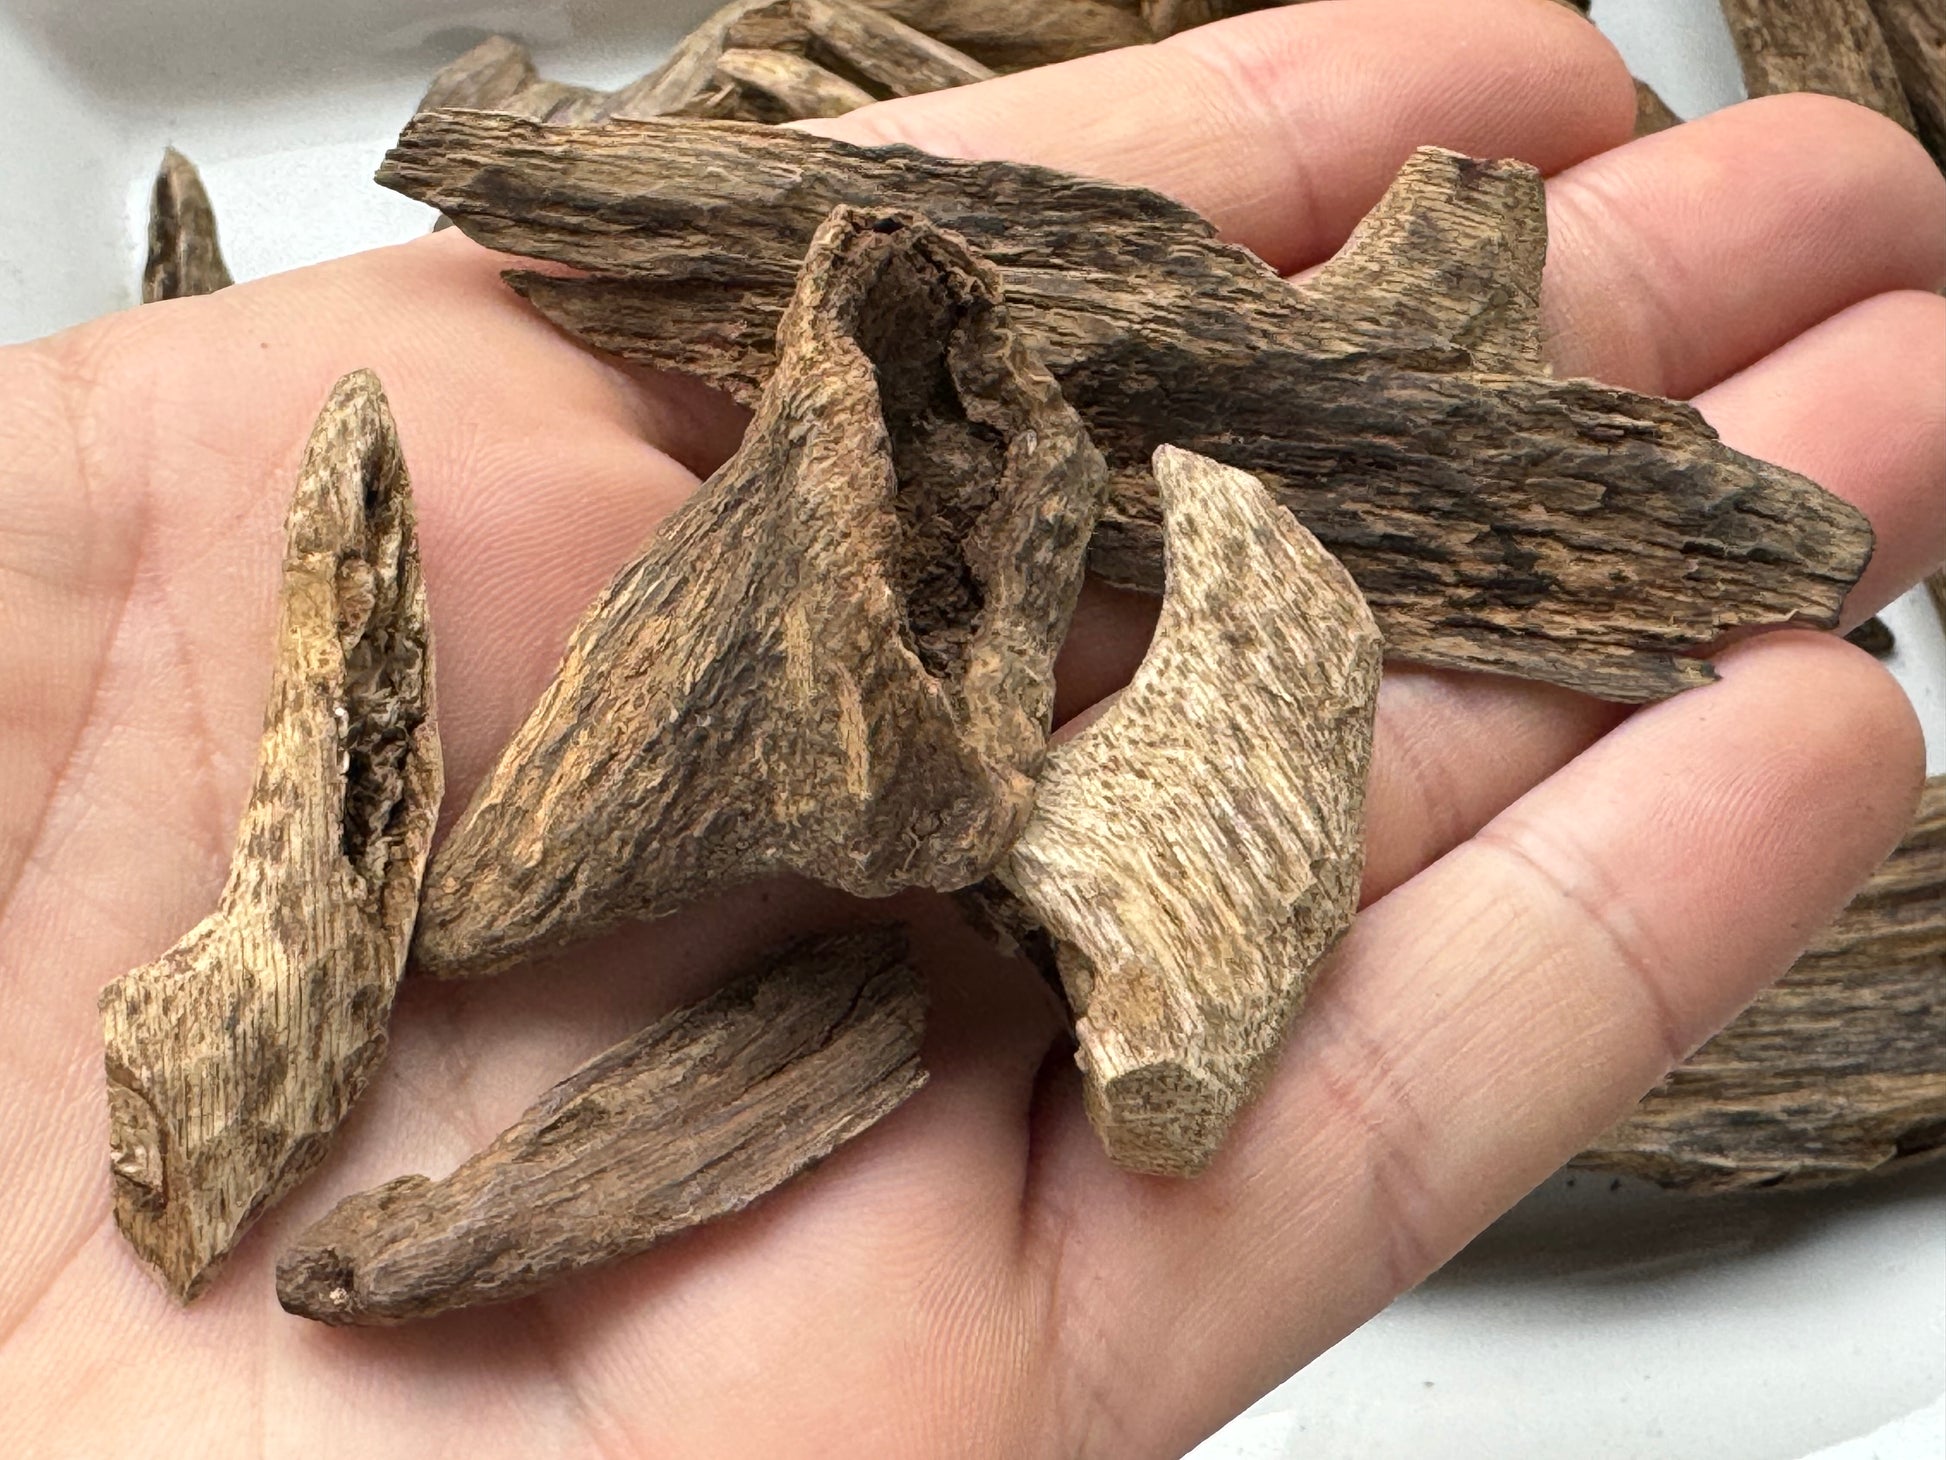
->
[1,1,1943,1454]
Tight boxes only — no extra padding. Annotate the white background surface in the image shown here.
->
[0,1,1940,1456]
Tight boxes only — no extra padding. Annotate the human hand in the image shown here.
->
[2,1,1942,1454]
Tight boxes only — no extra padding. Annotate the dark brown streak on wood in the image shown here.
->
[1719,0,1918,130]
[409,205,1104,978]
[143,148,234,303]
[277,928,926,1324]
[1634,78,1682,135]
[1579,777,1946,1191]
[98,372,442,1299]
[377,113,1872,704]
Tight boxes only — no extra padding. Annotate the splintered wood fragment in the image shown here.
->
[714,46,877,116]
[1579,778,1946,1191]
[1869,0,1946,164]
[793,0,996,93]
[417,35,538,111]
[968,448,1380,1176]
[850,0,1154,70]
[98,372,442,1300]
[1930,569,1946,627]
[278,928,926,1324]
[1719,0,1918,130]
[380,114,1872,703]
[1845,615,1897,656]
[1635,78,1682,134]
[143,148,234,302]
[410,206,1104,978]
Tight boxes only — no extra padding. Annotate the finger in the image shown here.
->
[1543,94,1946,396]
[812,0,1636,273]
[1030,631,1924,1455]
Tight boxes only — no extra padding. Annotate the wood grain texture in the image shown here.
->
[142,148,233,302]
[1870,0,1946,162]
[714,46,877,116]
[1719,0,1918,129]
[968,448,1379,1176]
[793,0,996,93]
[98,372,442,1300]
[851,0,1154,69]
[379,113,1873,703]
[1580,779,1946,1192]
[1142,0,1282,35]
[278,928,926,1324]
[410,207,1105,979]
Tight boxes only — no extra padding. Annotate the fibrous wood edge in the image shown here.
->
[142,148,234,302]
[1142,0,1281,36]
[379,113,1873,704]
[965,447,1380,1177]
[1870,0,1946,164]
[410,205,1105,978]
[1718,0,1919,130]
[98,371,442,1300]
[1579,777,1946,1192]
[277,927,927,1324]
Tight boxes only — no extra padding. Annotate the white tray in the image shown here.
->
[1,1,1940,1455]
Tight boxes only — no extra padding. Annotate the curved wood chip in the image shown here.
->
[972,447,1381,1176]
[794,0,995,93]
[1720,0,1919,130]
[1869,0,1946,164]
[278,927,926,1325]
[411,206,1105,978]
[143,148,233,302]
[1579,777,1946,1191]
[378,113,1871,703]
[852,0,1154,69]
[99,372,442,1300]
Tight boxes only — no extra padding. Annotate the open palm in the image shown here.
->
[3,3,1943,1456]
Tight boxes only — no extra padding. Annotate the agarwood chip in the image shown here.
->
[142,148,233,302]
[1579,776,1946,1191]
[603,0,799,118]
[379,113,1872,703]
[278,927,926,1325]
[714,45,877,116]
[793,0,996,93]
[1845,615,1897,656]
[1142,0,1281,36]
[98,372,442,1300]
[410,206,1105,978]
[1719,0,1919,130]
[967,447,1381,1177]
[1869,0,1946,165]
[849,0,1154,70]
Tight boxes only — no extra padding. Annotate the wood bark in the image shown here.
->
[410,206,1105,979]
[278,928,926,1324]
[98,372,442,1300]
[379,114,1873,704]
[142,148,233,302]
[1142,0,1282,35]
[1579,778,1946,1192]
[1718,0,1918,130]
[967,447,1380,1176]
[1870,0,1946,163]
